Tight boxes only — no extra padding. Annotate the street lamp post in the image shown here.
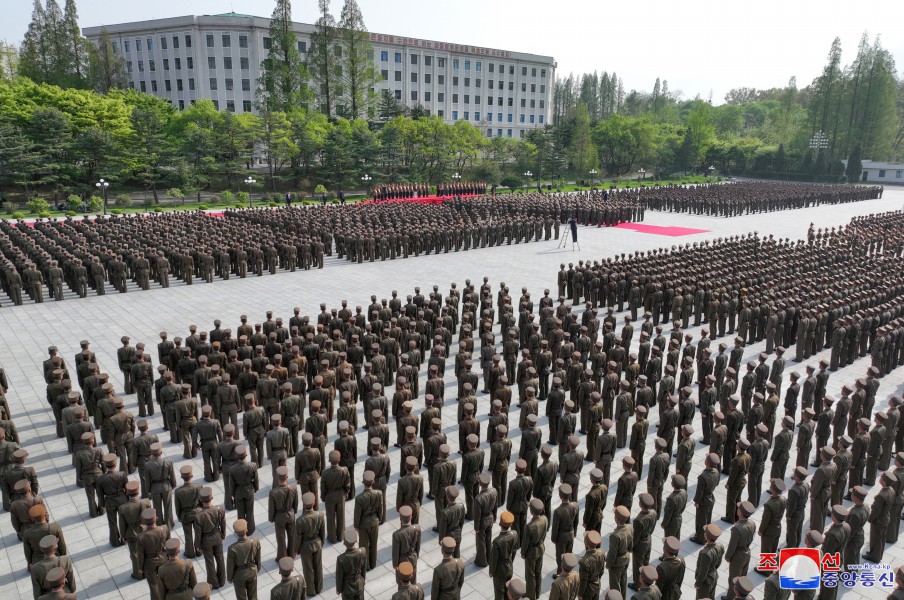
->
[244,176,256,205]
[809,131,829,153]
[589,168,597,187]
[361,174,372,198]
[95,178,109,215]
[638,168,646,183]
[707,165,715,179]
[524,171,533,192]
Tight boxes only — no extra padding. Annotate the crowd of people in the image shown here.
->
[3,208,904,599]
[639,181,883,216]
[370,181,488,201]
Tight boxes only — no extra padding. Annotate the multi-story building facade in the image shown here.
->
[83,13,556,139]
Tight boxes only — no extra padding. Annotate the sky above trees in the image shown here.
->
[1,0,902,104]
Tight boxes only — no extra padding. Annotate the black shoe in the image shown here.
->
[432,527,439,532]
[628,584,638,591]
[720,517,734,524]
[689,537,704,544]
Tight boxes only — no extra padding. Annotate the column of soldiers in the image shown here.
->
[5,244,904,598]
[641,181,883,216]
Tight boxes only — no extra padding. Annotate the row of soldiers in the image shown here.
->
[641,181,883,216]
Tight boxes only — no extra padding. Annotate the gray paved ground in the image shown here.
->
[2,190,903,599]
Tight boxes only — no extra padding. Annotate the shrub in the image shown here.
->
[66,195,82,212]
[233,203,245,209]
[11,212,25,219]
[88,196,104,212]
[208,194,222,204]
[237,191,249,204]
[268,201,280,207]
[65,211,77,216]
[111,208,123,215]
[154,207,164,212]
[115,194,132,207]
[165,188,183,199]
[27,198,50,215]
[38,211,51,218]
[221,191,234,203]
[198,204,209,210]
[313,184,327,195]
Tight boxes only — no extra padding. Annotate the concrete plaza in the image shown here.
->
[1,189,903,599]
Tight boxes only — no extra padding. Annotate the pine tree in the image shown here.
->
[774,143,787,172]
[63,0,87,86]
[42,0,71,85]
[258,0,310,113]
[307,0,342,118]
[337,0,379,120]
[87,27,127,92]
[845,143,862,182]
[18,0,50,83]
[0,42,18,81]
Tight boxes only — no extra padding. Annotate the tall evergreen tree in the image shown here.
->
[337,0,379,120]
[307,0,342,118]
[63,0,87,86]
[87,27,127,93]
[258,0,310,113]
[0,42,17,81]
[18,0,50,83]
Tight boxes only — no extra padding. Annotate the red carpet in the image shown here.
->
[615,223,709,237]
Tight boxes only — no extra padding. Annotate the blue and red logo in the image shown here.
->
[757,549,842,589]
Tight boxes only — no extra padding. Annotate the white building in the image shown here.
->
[82,13,556,139]
[841,160,904,183]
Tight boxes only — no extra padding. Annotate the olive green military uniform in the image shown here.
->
[227,536,261,600]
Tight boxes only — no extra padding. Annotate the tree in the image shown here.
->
[258,0,310,113]
[131,105,173,202]
[377,89,405,122]
[337,0,379,119]
[307,0,342,118]
[592,114,659,175]
[87,27,128,92]
[258,108,295,191]
[567,102,597,175]
[0,123,38,195]
[75,125,119,188]
[845,143,862,182]
[18,0,51,83]
[0,42,18,82]
[215,111,258,191]
[27,107,73,198]
[62,0,87,86]
[774,143,787,172]
[171,100,219,201]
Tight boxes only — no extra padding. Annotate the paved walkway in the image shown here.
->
[1,191,902,599]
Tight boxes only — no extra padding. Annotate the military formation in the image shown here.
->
[2,190,904,600]
[641,181,883,216]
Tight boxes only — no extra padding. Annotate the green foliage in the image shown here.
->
[198,204,209,210]
[337,0,380,119]
[845,144,863,182]
[87,195,103,211]
[153,206,164,212]
[501,176,522,191]
[307,0,342,118]
[258,0,311,113]
[237,191,249,203]
[66,194,80,211]
[314,184,328,194]
[38,211,51,217]
[27,197,50,214]
[268,201,280,207]
[221,190,234,203]
[114,193,131,207]
[12,212,26,219]
[165,188,183,199]
[110,208,122,214]
[65,210,76,215]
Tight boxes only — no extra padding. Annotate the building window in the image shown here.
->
[521,83,527,92]
[487,113,492,122]
[411,72,417,83]
[222,34,231,47]
[394,71,402,82]
[540,100,545,108]
[381,69,388,80]
[243,100,252,112]
[437,92,444,102]
[411,91,417,101]
[464,95,470,104]
[165,80,171,91]
[879,170,886,177]
[476,62,481,72]
[507,129,512,137]
[140,81,146,92]
[488,80,494,90]
[453,59,459,69]
[486,128,491,137]
[520,99,526,108]
[497,128,502,136]
[126,61,132,72]
[521,66,527,76]
[424,91,431,102]
[425,56,432,66]
[151,80,158,92]
[209,78,217,90]
[239,35,248,48]
[147,38,154,51]
[136,38,142,52]
[380,50,388,61]
[540,84,546,94]
[897,170,903,178]
[508,82,514,91]
[186,57,193,69]
[112,41,119,53]
[411,54,418,65]
[509,65,514,75]
[163,59,169,71]
[424,73,431,84]
[487,97,492,105]
[520,114,525,123]
[179,100,185,109]
[452,111,458,120]
[173,36,179,49]
[227,100,235,112]
[298,40,307,53]
[206,34,214,47]
[438,74,444,85]
[160,36,167,50]
[394,90,401,99]
[474,112,480,121]
[188,78,194,90]
[475,96,481,104]
[498,63,504,73]
[498,96,503,106]
[452,93,458,103]
[208,57,216,69]
[438,57,445,68]
[185,35,192,47]
[225,78,234,91]
[489,63,495,73]
[507,114,513,122]
[240,57,249,70]
[464,60,470,71]
[530,115,535,123]
[539,115,544,124]
[124,40,131,53]
[530,84,536,93]
[224,57,233,70]
[541,69,546,78]
[177,79,183,91]
[452,76,458,86]
[174,58,181,70]
[464,111,469,120]
[212,100,219,110]
[497,113,502,121]
[138,60,144,72]
[476,79,482,88]
[242,78,251,91]
[530,100,535,108]
[394,52,402,63]
[263,37,271,49]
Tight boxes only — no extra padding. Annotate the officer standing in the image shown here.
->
[630,494,656,591]
[30,535,75,600]
[725,501,756,600]
[74,433,104,518]
[691,453,720,543]
[193,406,223,482]
[578,530,606,600]
[119,480,151,578]
[432,537,465,599]
[271,556,307,600]
[694,524,724,600]
[227,519,262,600]
[521,498,547,600]
[229,445,260,535]
[758,479,787,559]
[268,466,298,561]
[354,470,383,570]
[294,491,325,596]
[607,505,633,598]
[551,553,580,599]
[156,538,198,600]
[336,529,367,600]
[193,487,226,589]
[392,506,421,584]
[489,511,518,600]
[656,536,685,600]
[137,508,171,600]
[174,465,201,558]
[438,486,465,559]
[474,472,498,567]
[321,450,351,543]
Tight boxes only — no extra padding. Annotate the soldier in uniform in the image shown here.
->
[118,336,136,395]
[578,529,605,600]
[392,505,422,584]
[137,508,171,600]
[73,433,104,518]
[322,450,351,543]
[217,425,241,510]
[228,445,259,535]
[550,553,580,600]
[521,498,547,600]
[227,519,262,600]
[607,505,632,598]
[844,486,869,568]
[192,406,222,482]
[489,511,518,600]
[174,386,199,459]
[30,535,75,600]
[694,523,724,600]
[295,491,324,596]
[156,538,197,600]
[583,468,607,535]
[474,472,498,567]
[243,395,267,468]
[267,414,292,481]
[119,480,151,578]
[271,556,307,600]
[656,536,685,600]
[691,453,720,543]
[97,453,128,546]
[810,447,837,533]
[432,537,465,600]
[354,470,383,570]
[661,474,687,538]
[506,459,532,544]
[336,529,367,600]
[863,471,896,562]
[268,466,298,561]
[725,501,756,600]
[758,479,787,560]
[724,438,751,522]
[786,466,810,548]
[146,443,176,529]
[630,493,656,591]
